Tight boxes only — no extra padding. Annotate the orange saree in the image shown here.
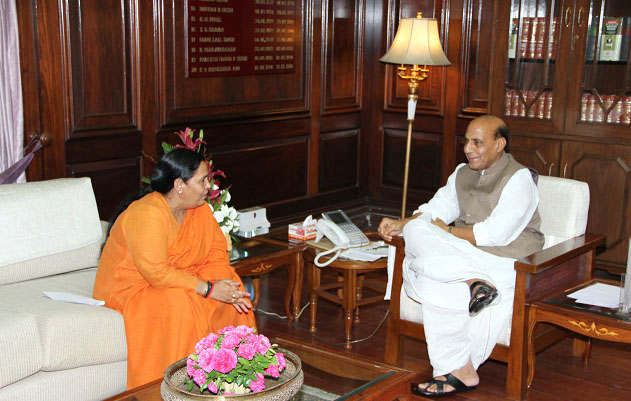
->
[94,192,256,389]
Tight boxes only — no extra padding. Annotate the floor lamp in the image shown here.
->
[380,12,450,219]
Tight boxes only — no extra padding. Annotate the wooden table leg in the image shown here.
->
[292,250,303,321]
[252,277,261,308]
[308,261,319,333]
[284,253,298,323]
[342,269,358,350]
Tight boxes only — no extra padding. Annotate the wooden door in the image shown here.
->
[561,140,631,274]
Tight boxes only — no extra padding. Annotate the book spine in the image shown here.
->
[527,91,536,118]
[505,89,513,116]
[528,17,538,58]
[548,17,558,59]
[623,97,631,124]
[613,98,623,123]
[536,93,545,119]
[544,91,553,120]
[586,94,596,122]
[535,17,546,59]
[520,17,531,58]
[603,95,615,123]
[580,93,588,121]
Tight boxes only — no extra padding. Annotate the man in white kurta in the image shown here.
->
[378,115,543,396]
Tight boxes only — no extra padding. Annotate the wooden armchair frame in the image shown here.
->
[383,233,606,400]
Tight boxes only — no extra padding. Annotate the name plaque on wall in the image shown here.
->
[187,0,299,76]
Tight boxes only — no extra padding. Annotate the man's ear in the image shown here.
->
[496,136,507,152]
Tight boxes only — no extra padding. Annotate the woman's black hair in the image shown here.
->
[105,148,204,239]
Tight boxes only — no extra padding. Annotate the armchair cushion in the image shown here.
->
[0,178,103,285]
[537,176,589,248]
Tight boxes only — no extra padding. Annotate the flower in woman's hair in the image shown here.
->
[212,349,238,374]
[249,373,266,392]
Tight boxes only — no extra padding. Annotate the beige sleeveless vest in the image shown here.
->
[455,152,544,258]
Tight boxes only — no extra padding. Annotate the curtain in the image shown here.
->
[0,0,25,183]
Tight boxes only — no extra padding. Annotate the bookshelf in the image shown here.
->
[490,0,631,276]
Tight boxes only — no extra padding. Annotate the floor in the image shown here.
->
[253,263,631,401]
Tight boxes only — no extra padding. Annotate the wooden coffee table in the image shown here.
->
[104,336,414,401]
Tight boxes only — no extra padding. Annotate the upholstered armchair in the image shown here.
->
[383,176,606,400]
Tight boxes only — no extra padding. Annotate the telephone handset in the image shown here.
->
[314,210,369,267]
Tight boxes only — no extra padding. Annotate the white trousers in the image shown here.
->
[401,217,516,376]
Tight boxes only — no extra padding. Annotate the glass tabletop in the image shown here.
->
[229,237,291,263]
[543,278,631,323]
[272,337,413,400]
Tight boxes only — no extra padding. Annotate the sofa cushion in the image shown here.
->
[0,178,102,284]
[0,311,43,388]
[0,268,127,371]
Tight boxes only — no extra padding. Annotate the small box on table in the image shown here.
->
[288,221,316,242]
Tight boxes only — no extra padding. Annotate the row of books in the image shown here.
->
[504,89,552,120]
[586,16,631,62]
[508,17,558,60]
[580,93,631,124]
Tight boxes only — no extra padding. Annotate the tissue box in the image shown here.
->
[288,221,317,241]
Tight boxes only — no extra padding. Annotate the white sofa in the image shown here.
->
[0,178,127,401]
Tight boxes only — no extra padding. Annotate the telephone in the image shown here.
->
[314,210,369,267]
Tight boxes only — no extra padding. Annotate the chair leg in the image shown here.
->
[251,277,261,308]
[308,262,320,334]
[384,316,403,365]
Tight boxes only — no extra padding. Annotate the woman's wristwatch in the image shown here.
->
[203,281,214,298]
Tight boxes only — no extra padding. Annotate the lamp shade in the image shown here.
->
[380,17,450,66]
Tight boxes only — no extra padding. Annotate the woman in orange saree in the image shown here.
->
[94,149,256,389]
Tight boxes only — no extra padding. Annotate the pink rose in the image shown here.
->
[197,348,216,372]
[186,357,196,377]
[195,333,219,354]
[237,342,258,360]
[218,326,235,335]
[234,325,254,338]
[275,353,286,370]
[249,373,266,392]
[256,335,272,355]
[264,364,280,378]
[207,381,218,394]
[212,349,238,373]
[193,368,207,388]
[221,333,242,350]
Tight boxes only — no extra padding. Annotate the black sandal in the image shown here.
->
[411,373,477,396]
[468,280,498,316]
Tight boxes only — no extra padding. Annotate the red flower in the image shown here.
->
[175,127,206,151]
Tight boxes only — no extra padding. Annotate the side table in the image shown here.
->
[303,244,387,350]
[527,278,631,387]
[230,237,303,322]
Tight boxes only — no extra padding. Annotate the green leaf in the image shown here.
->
[161,142,175,155]
[199,129,204,140]
[141,176,150,185]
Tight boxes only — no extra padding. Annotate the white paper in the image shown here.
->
[43,291,105,306]
[567,283,620,309]
[340,243,389,262]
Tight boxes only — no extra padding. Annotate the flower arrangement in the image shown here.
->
[159,127,240,238]
[186,325,286,395]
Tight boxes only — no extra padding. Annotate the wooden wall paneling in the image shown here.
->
[381,128,442,204]
[319,130,359,191]
[210,137,310,209]
[561,141,631,274]
[63,0,142,219]
[509,135,562,176]
[322,0,364,112]
[67,157,141,220]
[159,0,310,126]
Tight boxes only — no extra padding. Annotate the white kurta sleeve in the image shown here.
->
[415,164,466,224]
[472,168,539,247]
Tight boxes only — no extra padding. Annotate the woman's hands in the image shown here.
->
[210,279,253,313]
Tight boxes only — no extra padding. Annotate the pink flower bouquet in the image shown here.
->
[185,325,286,395]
